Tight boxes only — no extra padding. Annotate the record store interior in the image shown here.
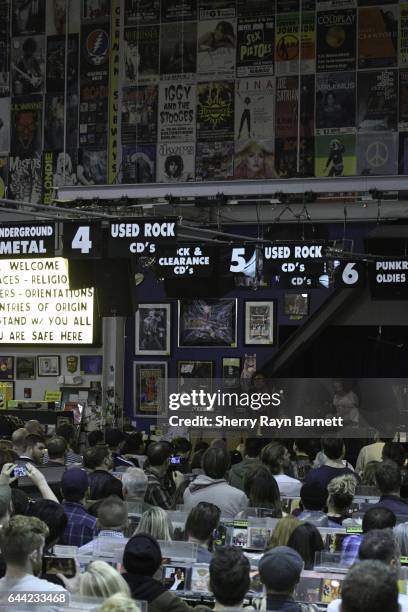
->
[0,0,408,610]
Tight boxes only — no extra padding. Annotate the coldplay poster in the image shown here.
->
[316,9,356,72]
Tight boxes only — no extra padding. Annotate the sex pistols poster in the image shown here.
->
[236,16,274,77]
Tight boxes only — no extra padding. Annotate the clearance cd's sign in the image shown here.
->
[107,218,177,257]
[0,258,94,344]
[156,244,213,277]
[0,223,55,258]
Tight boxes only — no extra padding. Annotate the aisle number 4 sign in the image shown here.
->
[62,222,103,259]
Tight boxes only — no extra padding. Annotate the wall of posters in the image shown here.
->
[236,16,274,77]
[357,70,397,132]
[358,5,398,69]
[275,13,300,75]
[315,133,356,176]
[196,81,234,141]
[125,0,160,25]
[357,132,398,175]
[316,9,356,72]
[157,141,195,182]
[316,72,356,134]
[158,81,196,142]
[235,77,275,141]
[79,84,108,148]
[123,26,159,86]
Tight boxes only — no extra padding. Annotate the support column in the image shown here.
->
[102,317,126,429]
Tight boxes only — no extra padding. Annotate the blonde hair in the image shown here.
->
[266,516,301,550]
[135,507,173,541]
[80,561,131,599]
[97,593,140,612]
[327,475,356,513]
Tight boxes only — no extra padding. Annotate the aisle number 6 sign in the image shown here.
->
[336,261,365,288]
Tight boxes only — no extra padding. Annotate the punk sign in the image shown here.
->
[107,219,177,257]
[0,223,55,258]
[156,244,213,277]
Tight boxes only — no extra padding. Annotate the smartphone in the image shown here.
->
[13,466,27,477]
[170,456,181,465]
[43,557,76,578]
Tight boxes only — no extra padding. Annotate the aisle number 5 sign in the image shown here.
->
[62,222,103,259]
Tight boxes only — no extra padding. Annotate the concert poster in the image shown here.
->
[316,72,356,134]
[12,0,45,36]
[0,155,7,197]
[10,95,42,155]
[196,80,234,141]
[123,26,159,86]
[275,13,300,75]
[121,143,156,183]
[399,70,408,131]
[357,132,397,175]
[11,35,45,96]
[195,140,233,180]
[234,139,276,179]
[357,69,397,132]
[46,0,80,35]
[121,85,158,144]
[275,75,298,139]
[0,38,10,97]
[158,80,196,142]
[82,0,110,20]
[79,84,108,148]
[46,34,78,93]
[358,5,398,69]
[400,3,408,67]
[198,0,236,20]
[161,0,197,21]
[275,137,314,177]
[316,9,356,72]
[157,141,195,182]
[315,133,356,177]
[42,149,78,204]
[124,0,160,25]
[43,94,64,151]
[237,0,275,17]
[236,16,274,78]
[0,96,10,151]
[160,21,197,79]
[76,148,107,185]
[301,11,315,74]
[197,18,236,79]
[235,77,275,141]
[80,23,110,85]
[8,151,42,202]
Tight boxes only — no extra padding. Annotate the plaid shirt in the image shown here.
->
[340,534,362,566]
[60,502,97,547]
[144,467,173,509]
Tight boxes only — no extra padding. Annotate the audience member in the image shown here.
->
[172,438,192,474]
[122,467,151,513]
[0,515,67,604]
[242,464,282,517]
[105,429,134,469]
[369,460,408,515]
[27,499,68,551]
[267,516,302,550]
[135,507,173,541]
[195,547,251,611]
[228,437,262,490]
[394,521,408,555]
[329,560,400,612]
[183,446,248,519]
[327,475,357,525]
[88,430,104,447]
[80,560,131,599]
[292,439,314,481]
[97,593,141,612]
[79,496,129,554]
[83,446,123,500]
[19,434,46,465]
[341,505,397,565]
[296,482,330,526]
[122,432,146,468]
[261,442,302,497]
[59,468,97,547]
[305,438,357,490]
[382,441,407,468]
[11,429,28,457]
[287,523,324,570]
[259,546,318,611]
[24,420,44,437]
[56,424,82,465]
[190,442,209,473]
[46,437,67,466]
[355,435,387,475]
[185,502,220,562]
[122,534,191,611]
[361,461,380,487]
[144,442,178,510]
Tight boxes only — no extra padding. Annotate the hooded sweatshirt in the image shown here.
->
[183,474,248,519]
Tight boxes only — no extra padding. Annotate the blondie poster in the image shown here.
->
[275,75,298,139]
[123,26,159,86]
[46,34,78,93]
[160,22,197,79]
[316,72,356,134]
[275,13,299,75]
[161,0,197,21]
[357,132,398,175]
[10,96,42,155]
[399,70,408,131]
[196,81,234,141]
[11,35,45,96]
[122,143,156,183]
[79,85,108,148]
[121,85,158,144]
[358,6,398,69]
[236,16,274,78]
[316,9,356,72]
[124,0,160,24]
[357,69,397,132]
[158,81,196,142]
[198,0,236,20]
[234,139,276,179]
[400,4,408,67]
[80,24,110,85]
[157,141,195,182]
[315,133,356,177]
[195,140,233,180]
[197,19,236,79]
[8,152,42,202]
[235,77,275,141]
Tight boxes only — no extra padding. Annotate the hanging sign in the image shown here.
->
[0,223,55,258]
[107,218,177,256]
[155,244,213,277]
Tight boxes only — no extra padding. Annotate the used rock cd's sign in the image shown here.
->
[156,244,213,277]
[108,218,177,257]
[0,223,55,257]
[0,258,94,344]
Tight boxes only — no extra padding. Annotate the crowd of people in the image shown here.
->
[0,420,405,611]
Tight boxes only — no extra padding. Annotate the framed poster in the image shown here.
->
[37,355,60,376]
[134,361,167,417]
[178,299,237,347]
[177,360,214,396]
[135,304,171,356]
[244,301,275,346]
[0,357,14,380]
[0,382,14,409]
[284,293,309,317]
[222,357,241,389]
[16,356,36,380]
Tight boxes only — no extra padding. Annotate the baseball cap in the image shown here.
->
[61,467,88,498]
[259,546,304,592]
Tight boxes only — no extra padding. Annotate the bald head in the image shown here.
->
[12,429,27,453]
[25,420,44,436]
